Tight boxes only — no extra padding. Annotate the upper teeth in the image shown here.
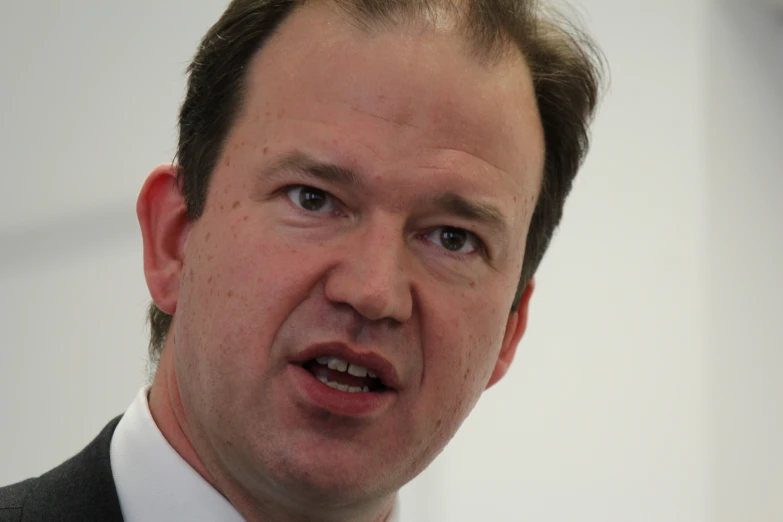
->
[316,356,377,379]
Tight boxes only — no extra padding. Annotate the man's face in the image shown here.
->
[169,3,543,506]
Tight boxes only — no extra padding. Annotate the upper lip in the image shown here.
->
[291,342,402,391]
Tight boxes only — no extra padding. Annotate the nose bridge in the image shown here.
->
[325,214,412,323]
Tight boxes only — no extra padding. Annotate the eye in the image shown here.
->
[285,185,336,213]
[425,227,484,255]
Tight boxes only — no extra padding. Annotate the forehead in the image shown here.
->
[236,2,544,200]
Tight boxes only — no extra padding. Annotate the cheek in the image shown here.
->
[176,225,308,379]
[450,293,507,373]
[421,292,508,421]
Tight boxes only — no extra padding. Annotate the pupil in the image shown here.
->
[441,228,466,251]
[299,188,326,211]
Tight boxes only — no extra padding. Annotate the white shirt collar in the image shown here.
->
[110,387,245,522]
[110,387,400,521]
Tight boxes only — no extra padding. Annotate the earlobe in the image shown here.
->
[485,278,535,390]
[137,165,191,316]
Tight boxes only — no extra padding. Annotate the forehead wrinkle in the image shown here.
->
[275,115,385,160]
[429,146,507,177]
[346,101,418,130]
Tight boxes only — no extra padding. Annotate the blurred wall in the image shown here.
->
[0,1,780,521]
[0,0,219,488]
[707,2,783,521]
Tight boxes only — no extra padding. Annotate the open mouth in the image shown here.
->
[300,357,389,393]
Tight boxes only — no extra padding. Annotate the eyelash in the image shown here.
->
[283,185,342,215]
[425,231,488,260]
[281,184,489,259]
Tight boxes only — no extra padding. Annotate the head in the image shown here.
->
[138,0,601,518]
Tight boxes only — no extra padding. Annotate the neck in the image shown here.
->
[147,342,397,522]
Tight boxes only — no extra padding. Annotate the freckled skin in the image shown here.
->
[143,4,543,522]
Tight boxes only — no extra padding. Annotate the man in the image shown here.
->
[0,0,602,520]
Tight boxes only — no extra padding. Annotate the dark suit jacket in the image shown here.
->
[0,416,125,522]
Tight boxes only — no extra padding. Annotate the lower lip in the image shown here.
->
[288,364,396,417]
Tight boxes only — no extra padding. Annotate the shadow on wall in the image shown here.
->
[723,0,783,88]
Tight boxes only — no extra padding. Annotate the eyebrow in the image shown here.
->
[426,192,510,250]
[261,150,364,189]
[262,150,510,249]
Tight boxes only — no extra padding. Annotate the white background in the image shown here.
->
[1,1,781,521]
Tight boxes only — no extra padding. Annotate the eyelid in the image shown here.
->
[283,184,342,212]
[423,226,489,259]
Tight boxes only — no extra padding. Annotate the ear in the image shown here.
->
[485,278,535,390]
[137,165,191,316]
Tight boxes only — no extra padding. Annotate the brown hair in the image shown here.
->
[146,0,604,368]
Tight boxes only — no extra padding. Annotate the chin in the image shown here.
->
[264,442,400,506]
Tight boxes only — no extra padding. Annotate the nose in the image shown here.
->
[324,219,413,324]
